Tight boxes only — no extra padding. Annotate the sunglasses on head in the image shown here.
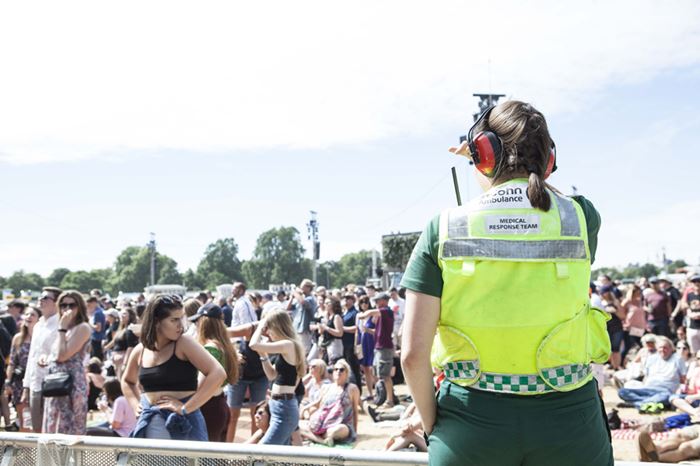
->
[158,294,182,305]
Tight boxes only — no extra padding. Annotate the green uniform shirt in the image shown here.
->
[400,195,601,298]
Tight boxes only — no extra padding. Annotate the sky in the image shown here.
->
[1,0,699,278]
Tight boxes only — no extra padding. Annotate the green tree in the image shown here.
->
[196,238,243,289]
[0,276,6,290]
[382,233,420,270]
[329,250,374,288]
[111,246,182,292]
[620,263,660,279]
[6,270,45,295]
[666,259,688,273]
[591,267,622,281]
[60,270,106,292]
[182,268,205,290]
[46,268,71,287]
[242,227,309,288]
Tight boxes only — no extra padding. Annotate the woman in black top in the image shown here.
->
[250,309,306,445]
[105,307,138,379]
[121,295,225,440]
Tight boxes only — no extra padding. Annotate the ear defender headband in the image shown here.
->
[467,106,558,179]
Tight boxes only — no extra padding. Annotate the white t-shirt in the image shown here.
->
[388,297,405,334]
[231,296,257,327]
[644,353,687,392]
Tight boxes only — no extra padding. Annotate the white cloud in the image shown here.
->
[1,0,699,164]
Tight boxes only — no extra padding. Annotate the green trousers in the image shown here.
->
[428,379,614,466]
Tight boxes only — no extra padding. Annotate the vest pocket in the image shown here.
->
[431,325,481,386]
[587,307,612,363]
[535,305,611,392]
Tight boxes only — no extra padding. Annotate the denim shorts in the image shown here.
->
[261,397,299,445]
[225,376,269,409]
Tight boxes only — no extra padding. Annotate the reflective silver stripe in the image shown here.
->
[447,211,468,238]
[442,238,587,260]
[553,194,581,237]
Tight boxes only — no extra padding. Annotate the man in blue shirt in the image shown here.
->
[86,296,106,360]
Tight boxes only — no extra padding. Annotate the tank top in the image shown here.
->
[271,354,297,387]
[138,339,198,392]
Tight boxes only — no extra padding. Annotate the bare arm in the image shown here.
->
[401,290,440,435]
[56,323,91,363]
[121,345,143,414]
[325,315,344,338]
[165,335,226,413]
[260,354,277,382]
[357,309,381,320]
[228,322,255,339]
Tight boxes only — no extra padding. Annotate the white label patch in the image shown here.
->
[484,215,541,235]
[469,183,532,211]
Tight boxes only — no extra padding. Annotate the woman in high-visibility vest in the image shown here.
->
[400,100,613,466]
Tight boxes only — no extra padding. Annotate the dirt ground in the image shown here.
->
[81,382,700,463]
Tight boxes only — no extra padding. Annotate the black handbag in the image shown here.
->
[41,372,73,397]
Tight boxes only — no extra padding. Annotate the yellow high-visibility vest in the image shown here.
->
[432,179,610,394]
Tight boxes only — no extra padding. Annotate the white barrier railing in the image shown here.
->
[0,433,664,466]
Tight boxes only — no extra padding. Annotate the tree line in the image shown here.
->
[0,226,398,296]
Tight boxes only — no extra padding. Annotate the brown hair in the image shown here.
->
[476,100,554,211]
[14,306,41,349]
[326,296,342,316]
[140,295,183,351]
[264,309,306,378]
[196,315,239,385]
[42,286,63,300]
[56,290,88,326]
[103,377,123,403]
[183,298,202,318]
[113,307,137,345]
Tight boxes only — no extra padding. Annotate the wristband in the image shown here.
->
[181,405,188,416]
[58,328,68,333]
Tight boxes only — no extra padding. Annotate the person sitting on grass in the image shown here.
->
[638,426,700,463]
[618,336,686,411]
[300,358,360,447]
[245,400,270,444]
[384,403,427,453]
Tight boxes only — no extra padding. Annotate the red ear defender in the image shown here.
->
[543,144,557,180]
[467,106,503,178]
[471,131,501,177]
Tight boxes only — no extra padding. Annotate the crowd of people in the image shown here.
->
[594,272,700,462]
[0,280,418,448]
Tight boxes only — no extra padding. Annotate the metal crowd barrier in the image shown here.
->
[0,433,664,465]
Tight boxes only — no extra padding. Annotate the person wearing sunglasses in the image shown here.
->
[244,400,271,444]
[401,100,612,465]
[122,294,226,441]
[300,358,360,447]
[43,290,91,434]
[21,286,61,433]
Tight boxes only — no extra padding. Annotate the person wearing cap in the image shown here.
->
[678,275,700,353]
[190,303,239,442]
[357,292,395,409]
[399,100,612,465]
[645,277,673,338]
[288,279,318,353]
